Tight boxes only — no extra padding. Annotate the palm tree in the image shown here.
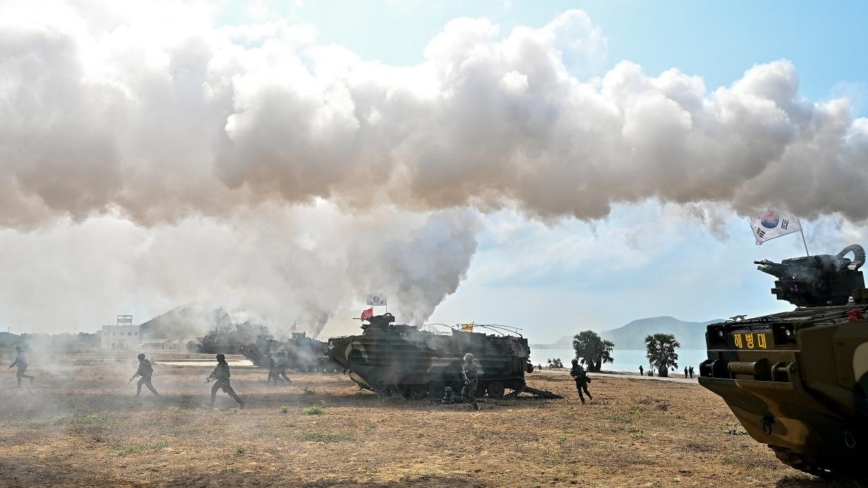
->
[572,331,616,372]
[644,333,680,377]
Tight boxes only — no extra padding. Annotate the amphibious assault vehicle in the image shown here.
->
[326,313,535,400]
[187,322,268,354]
[699,244,868,477]
[241,332,337,373]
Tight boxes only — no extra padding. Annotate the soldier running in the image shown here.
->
[266,355,278,384]
[130,353,160,397]
[207,354,245,408]
[275,358,291,384]
[267,353,291,384]
[570,359,593,404]
[8,345,34,387]
[461,353,479,411]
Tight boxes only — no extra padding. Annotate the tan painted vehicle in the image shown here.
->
[699,244,868,477]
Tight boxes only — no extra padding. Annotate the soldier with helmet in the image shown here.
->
[130,353,160,397]
[207,353,244,408]
[461,353,479,411]
[8,345,34,387]
[570,358,593,404]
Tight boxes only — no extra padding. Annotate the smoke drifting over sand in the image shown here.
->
[1,2,866,333]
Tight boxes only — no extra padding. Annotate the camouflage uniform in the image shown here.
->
[277,364,291,383]
[266,355,278,384]
[134,356,160,396]
[441,386,455,404]
[461,354,479,410]
[9,348,34,387]
[209,357,244,408]
[570,362,593,404]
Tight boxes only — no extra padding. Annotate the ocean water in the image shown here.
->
[529,348,708,374]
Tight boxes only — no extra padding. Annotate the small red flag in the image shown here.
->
[361,308,374,321]
[290,321,297,331]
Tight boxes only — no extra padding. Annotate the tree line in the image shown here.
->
[568,330,681,377]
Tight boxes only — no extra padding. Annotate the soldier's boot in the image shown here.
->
[226,386,244,408]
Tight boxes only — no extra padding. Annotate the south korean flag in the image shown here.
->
[367,293,387,307]
[750,209,802,245]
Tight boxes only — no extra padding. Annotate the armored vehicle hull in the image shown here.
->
[242,332,337,373]
[699,245,868,477]
[189,323,268,354]
[327,314,532,400]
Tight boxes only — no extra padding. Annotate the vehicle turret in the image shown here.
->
[699,244,868,477]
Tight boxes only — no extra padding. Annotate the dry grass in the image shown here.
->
[0,355,855,487]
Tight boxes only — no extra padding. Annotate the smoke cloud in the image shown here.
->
[1,2,866,333]
[2,5,866,224]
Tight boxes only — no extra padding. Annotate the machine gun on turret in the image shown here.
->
[361,313,395,334]
[754,244,865,306]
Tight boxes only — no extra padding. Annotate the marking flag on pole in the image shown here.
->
[361,308,374,321]
[460,322,474,333]
[750,209,802,245]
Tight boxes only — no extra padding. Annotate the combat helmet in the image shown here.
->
[14,345,22,352]
[137,353,146,360]
[571,358,578,365]
[463,353,473,362]
[216,353,226,361]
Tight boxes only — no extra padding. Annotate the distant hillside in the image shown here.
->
[0,332,19,341]
[139,304,274,341]
[139,305,232,341]
[532,316,722,350]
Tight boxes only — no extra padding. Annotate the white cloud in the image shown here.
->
[2,6,866,226]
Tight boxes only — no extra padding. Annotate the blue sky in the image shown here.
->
[242,0,868,113]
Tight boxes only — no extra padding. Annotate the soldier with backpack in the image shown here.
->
[129,353,160,397]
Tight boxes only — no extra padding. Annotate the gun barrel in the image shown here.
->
[756,261,786,277]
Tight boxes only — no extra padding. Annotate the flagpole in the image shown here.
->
[797,218,810,256]
[799,229,810,256]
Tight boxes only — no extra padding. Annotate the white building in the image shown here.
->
[101,315,141,350]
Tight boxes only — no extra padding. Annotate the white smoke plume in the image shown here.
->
[0,206,479,335]
[3,4,867,225]
[1,2,866,333]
